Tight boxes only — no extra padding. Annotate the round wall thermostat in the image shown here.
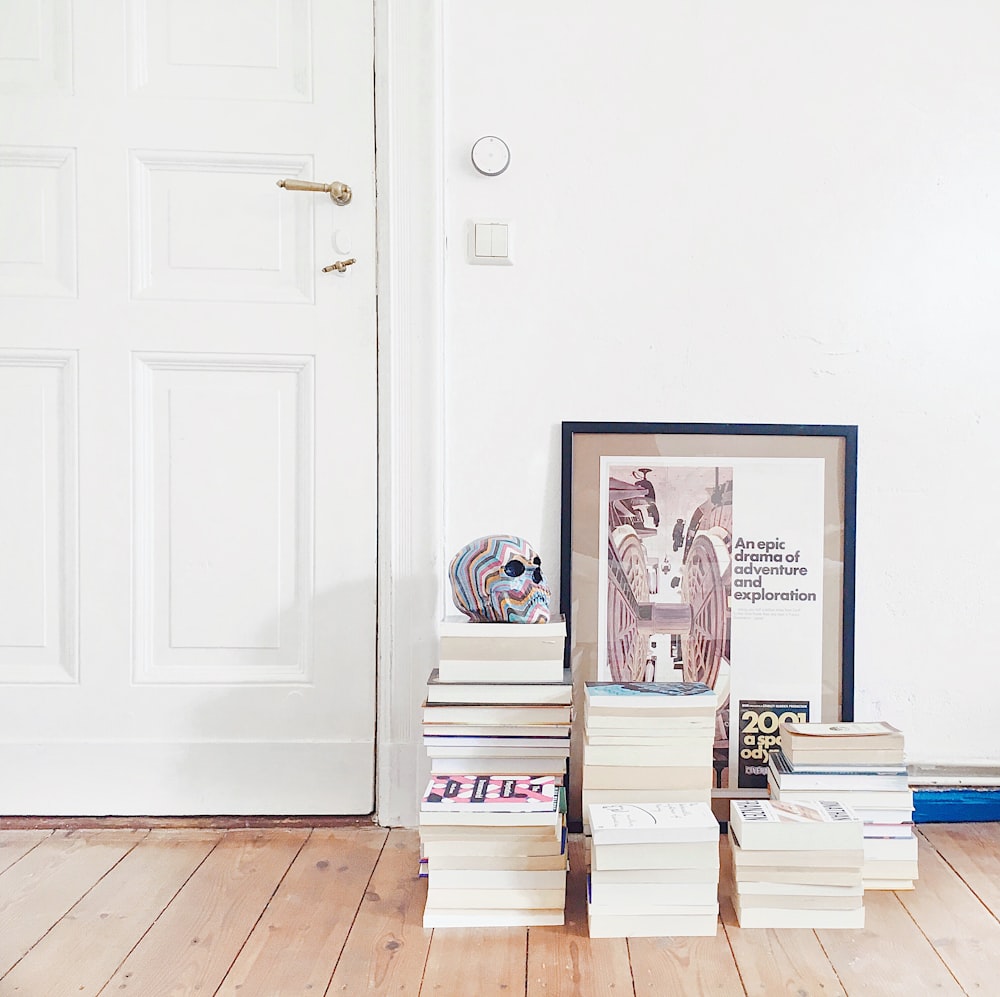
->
[471,136,510,176]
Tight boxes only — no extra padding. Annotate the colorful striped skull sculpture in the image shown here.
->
[448,535,552,624]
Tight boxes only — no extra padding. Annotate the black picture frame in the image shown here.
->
[560,421,857,825]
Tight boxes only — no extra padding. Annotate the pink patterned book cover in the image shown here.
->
[421,775,560,812]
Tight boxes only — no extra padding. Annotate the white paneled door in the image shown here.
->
[0,1,377,814]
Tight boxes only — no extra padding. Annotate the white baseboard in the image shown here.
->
[376,740,429,828]
[909,764,1000,788]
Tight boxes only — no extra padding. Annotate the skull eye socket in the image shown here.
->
[503,558,543,584]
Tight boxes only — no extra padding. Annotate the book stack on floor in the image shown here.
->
[581,681,718,827]
[770,721,917,890]
[419,774,568,927]
[586,802,720,937]
[728,798,866,928]
[423,616,571,778]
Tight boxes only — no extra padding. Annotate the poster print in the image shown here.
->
[561,423,856,824]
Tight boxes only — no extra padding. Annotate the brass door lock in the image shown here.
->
[322,258,356,273]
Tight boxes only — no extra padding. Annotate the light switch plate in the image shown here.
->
[468,219,514,266]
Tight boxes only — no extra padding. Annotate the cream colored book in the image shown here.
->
[583,739,714,767]
[582,787,712,809]
[587,880,718,908]
[426,852,567,872]
[420,836,565,858]
[734,902,865,929]
[728,829,863,868]
[423,908,564,928]
[425,885,566,909]
[582,764,712,791]
[428,868,567,890]
[587,905,718,938]
[730,798,864,851]
[734,893,863,911]
[731,864,864,888]
[590,839,720,872]
[588,802,718,845]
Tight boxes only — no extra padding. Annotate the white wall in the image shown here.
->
[441,4,1000,770]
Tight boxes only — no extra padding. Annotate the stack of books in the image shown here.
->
[585,802,720,937]
[581,681,718,826]
[423,616,571,778]
[418,774,568,927]
[770,721,917,889]
[728,799,866,928]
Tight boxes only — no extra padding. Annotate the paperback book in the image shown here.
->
[420,775,560,812]
[768,749,908,791]
[585,682,718,716]
[422,703,573,725]
[426,667,572,705]
[587,802,719,846]
[778,720,904,762]
[729,798,863,851]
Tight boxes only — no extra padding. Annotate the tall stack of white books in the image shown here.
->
[581,681,718,827]
[770,721,917,890]
[422,616,570,779]
[585,802,720,937]
[728,799,866,928]
[418,774,568,928]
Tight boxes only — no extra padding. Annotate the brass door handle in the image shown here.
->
[322,258,356,273]
[277,178,352,206]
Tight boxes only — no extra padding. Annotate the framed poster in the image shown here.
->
[560,422,857,826]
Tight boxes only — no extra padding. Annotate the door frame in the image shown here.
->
[374,0,445,826]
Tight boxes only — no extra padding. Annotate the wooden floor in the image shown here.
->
[1,822,998,996]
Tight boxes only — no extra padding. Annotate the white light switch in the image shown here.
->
[474,223,492,257]
[491,223,508,257]
[468,220,514,266]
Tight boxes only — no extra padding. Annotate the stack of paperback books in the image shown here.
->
[585,802,720,937]
[422,616,571,778]
[418,774,568,927]
[581,681,718,826]
[770,721,917,889]
[728,799,865,928]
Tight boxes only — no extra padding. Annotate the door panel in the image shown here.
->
[0,0,377,815]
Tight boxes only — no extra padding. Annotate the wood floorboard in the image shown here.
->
[526,836,634,997]
[99,828,308,996]
[215,826,389,997]
[921,822,1000,918]
[817,890,965,995]
[719,832,846,997]
[423,925,528,995]
[1,829,221,997]
[893,832,1000,994]
[0,830,51,876]
[0,829,147,979]
[0,823,998,996]
[325,828,431,996]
